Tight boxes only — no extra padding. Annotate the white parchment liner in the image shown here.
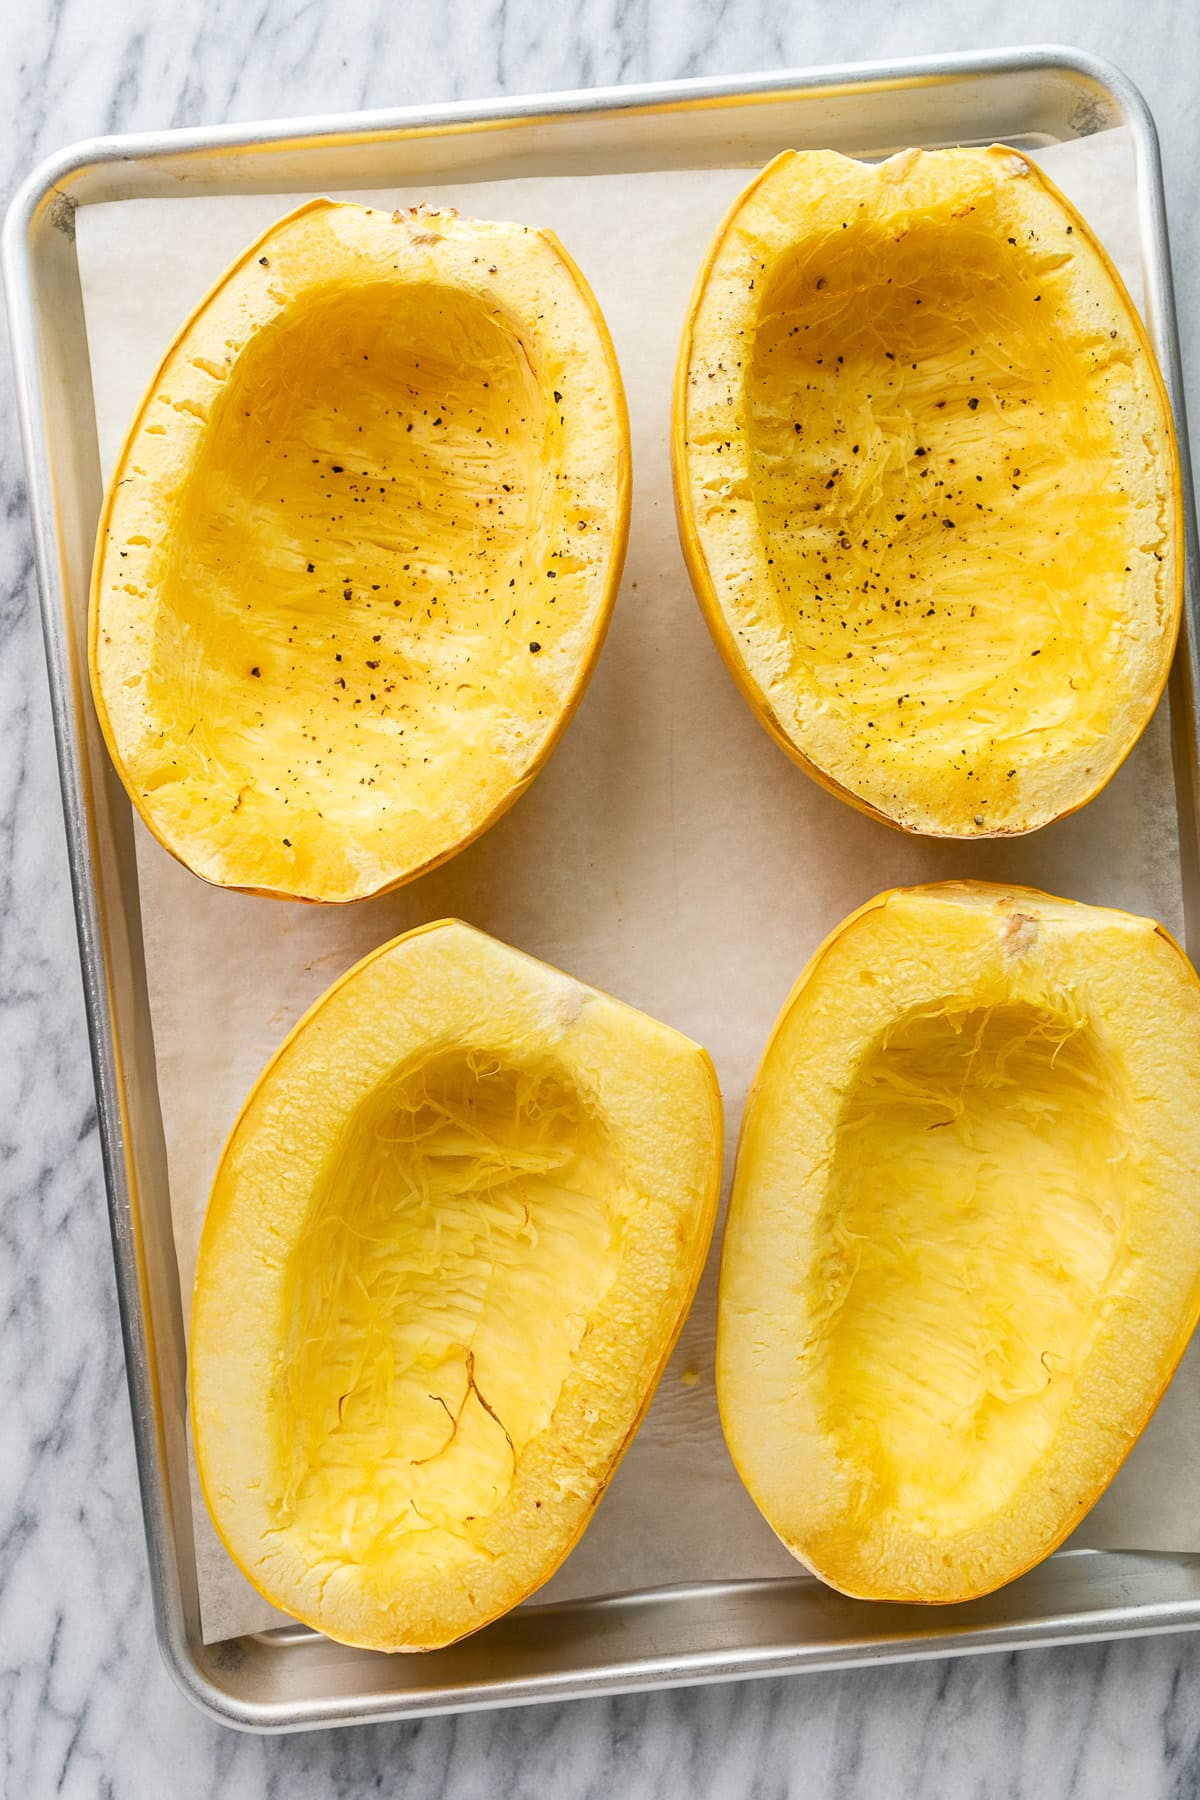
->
[76,128,1200,1643]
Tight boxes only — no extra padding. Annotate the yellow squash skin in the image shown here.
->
[190,920,722,1651]
[673,148,1183,838]
[91,201,630,901]
[717,882,1200,1604]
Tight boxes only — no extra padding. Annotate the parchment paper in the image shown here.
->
[77,127,1199,1645]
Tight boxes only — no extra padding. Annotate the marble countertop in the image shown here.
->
[4,1,1200,1795]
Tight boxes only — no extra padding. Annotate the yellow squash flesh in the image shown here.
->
[91,201,630,901]
[718,882,1200,1603]
[674,148,1182,837]
[190,920,722,1650]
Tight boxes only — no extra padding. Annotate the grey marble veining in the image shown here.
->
[4,1,1200,1796]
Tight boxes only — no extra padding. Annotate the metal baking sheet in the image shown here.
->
[6,45,1200,1731]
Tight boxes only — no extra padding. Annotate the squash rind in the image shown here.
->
[673,148,1183,838]
[91,201,631,902]
[190,920,722,1650]
[717,881,1200,1603]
